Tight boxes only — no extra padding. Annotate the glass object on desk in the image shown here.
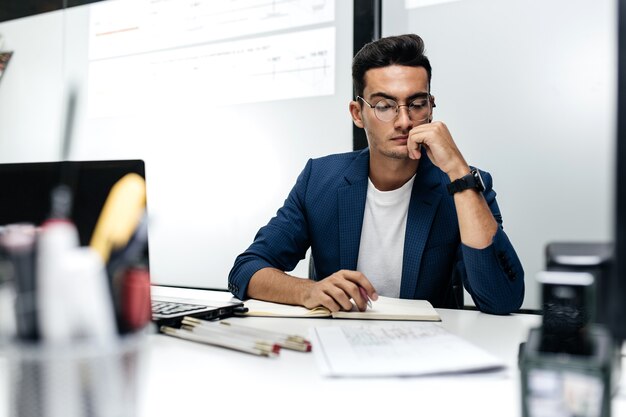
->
[519,272,615,417]
[2,334,146,417]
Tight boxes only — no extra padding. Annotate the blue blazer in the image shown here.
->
[229,149,524,314]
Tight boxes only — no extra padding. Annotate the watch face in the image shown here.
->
[472,169,485,192]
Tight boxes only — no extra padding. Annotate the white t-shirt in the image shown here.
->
[356,175,415,297]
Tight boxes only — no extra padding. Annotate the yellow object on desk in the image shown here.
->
[90,173,146,263]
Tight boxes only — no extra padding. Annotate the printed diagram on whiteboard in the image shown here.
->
[87,0,336,118]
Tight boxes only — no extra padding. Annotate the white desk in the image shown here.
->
[1,287,625,417]
[141,287,626,417]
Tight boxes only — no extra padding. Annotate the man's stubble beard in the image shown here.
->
[381,148,410,160]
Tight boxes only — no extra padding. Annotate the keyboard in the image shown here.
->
[151,300,214,320]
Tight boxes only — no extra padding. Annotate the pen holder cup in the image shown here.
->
[2,334,146,417]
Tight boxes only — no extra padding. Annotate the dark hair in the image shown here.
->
[352,34,432,99]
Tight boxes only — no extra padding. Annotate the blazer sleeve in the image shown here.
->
[227,159,313,300]
[457,170,525,315]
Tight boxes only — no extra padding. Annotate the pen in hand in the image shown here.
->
[358,286,373,310]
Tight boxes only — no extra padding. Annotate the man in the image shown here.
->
[228,34,524,315]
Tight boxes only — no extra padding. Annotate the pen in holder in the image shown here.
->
[0,89,152,416]
[0,219,149,417]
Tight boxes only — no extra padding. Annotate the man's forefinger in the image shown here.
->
[343,270,378,301]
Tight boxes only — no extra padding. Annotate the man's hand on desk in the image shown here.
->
[301,270,378,313]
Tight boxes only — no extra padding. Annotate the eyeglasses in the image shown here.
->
[357,95,432,123]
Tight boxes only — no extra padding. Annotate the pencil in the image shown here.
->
[179,324,279,353]
[219,320,311,352]
[160,326,279,357]
[182,317,312,352]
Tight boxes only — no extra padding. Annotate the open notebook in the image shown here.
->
[239,296,441,321]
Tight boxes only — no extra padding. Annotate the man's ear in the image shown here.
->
[349,101,364,128]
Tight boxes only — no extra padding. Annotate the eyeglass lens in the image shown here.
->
[373,98,430,122]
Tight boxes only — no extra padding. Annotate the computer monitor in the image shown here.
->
[0,159,145,246]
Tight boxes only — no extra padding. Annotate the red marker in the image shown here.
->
[121,266,151,331]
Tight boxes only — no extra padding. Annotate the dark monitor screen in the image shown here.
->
[0,159,145,246]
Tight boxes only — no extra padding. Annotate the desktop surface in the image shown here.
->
[141,307,539,417]
[141,288,626,417]
[1,287,625,417]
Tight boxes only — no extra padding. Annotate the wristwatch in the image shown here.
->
[447,168,485,195]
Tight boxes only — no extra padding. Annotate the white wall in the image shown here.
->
[383,0,617,309]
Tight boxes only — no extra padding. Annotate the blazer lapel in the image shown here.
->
[337,149,369,270]
[399,156,443,299]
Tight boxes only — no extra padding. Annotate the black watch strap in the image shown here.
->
[447,168,485,195]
